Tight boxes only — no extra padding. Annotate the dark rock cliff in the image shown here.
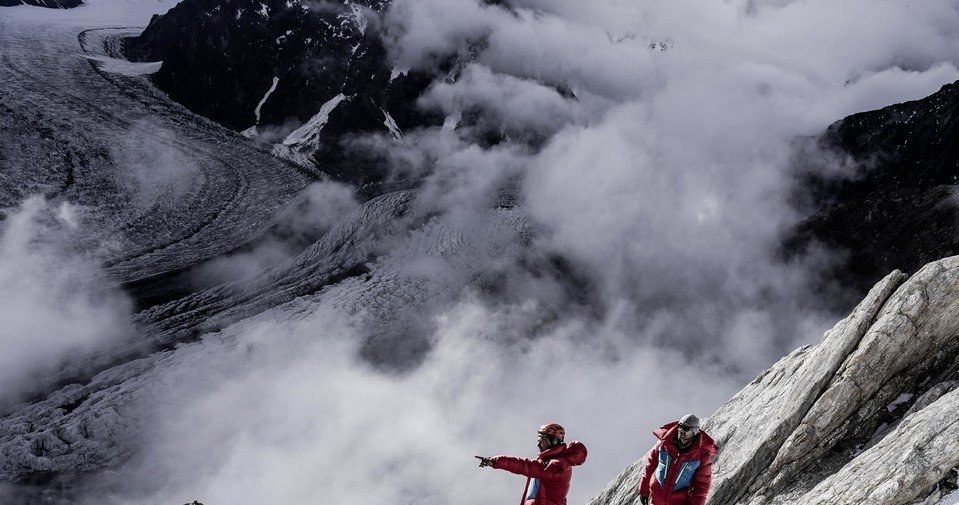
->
[126,0,440,190]
[790,81,959,300]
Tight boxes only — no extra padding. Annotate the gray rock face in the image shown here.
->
[796,390,959,505]
[589,256,959,505]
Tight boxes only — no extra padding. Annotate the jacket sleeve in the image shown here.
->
[492,456,568,482]
[638,446,658,497]
[688,455,714,505]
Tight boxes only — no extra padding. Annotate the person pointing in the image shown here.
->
[477,423,588,505]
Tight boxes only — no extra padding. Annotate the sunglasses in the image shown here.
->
[677,424,699,433]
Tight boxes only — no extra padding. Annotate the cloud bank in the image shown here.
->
[0,197,133,408]
[378,0,959,369]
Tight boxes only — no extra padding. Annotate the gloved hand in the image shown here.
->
[639,495,649,505]
[475,456,493,468]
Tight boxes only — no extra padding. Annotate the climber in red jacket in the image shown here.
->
[638,414,718,505]
[476,422,588,505]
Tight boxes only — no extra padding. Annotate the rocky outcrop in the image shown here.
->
[589,255,959,505]
[126,0,440,190]
[791,80,959,301]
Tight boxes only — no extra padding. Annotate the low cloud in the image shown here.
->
[375,0,959,369]
[418,63,590,144]
[189,181,361,287]
[77,295,735,505]
[0,197,133,407]
[112,120,202,210]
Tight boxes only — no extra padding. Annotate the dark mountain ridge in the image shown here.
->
[126,0,439,190]
[791,80,959,301]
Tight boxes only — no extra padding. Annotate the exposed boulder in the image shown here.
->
[589,255,959,505]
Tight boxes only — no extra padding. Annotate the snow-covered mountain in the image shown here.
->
[3,0,959,504]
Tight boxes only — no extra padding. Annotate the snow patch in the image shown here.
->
[258,3,268,17]
[442,111,462,132]
[282,93,348,150]
[241,126,258,138]
[350,3,368,35]
[382,109,403,141]
[936,488,959,505]
[886,393,914,412]
[81,55,162,76]
[254,76,280,125]
[389,66,409,82]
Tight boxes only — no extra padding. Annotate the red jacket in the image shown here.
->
[492,441,588,505]
[638,422,717,505]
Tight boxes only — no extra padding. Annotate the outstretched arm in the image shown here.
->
[491,456,567,482]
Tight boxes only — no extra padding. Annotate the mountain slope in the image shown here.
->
[590,256,959,505]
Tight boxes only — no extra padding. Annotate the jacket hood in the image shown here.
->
[540,441,588,466]
[654,421,718,458]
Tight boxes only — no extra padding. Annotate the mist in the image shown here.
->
[9,0,959,504]
[112,120,202,210]
[380,0,959,367]
[189,181,361,287]
[78,294,735,505]
[0,197,133,408]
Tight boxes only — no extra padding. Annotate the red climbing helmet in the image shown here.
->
[538,423,565,442]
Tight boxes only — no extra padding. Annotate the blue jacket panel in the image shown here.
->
[655,446,701,490]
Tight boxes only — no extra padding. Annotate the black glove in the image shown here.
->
[639,496,649,505]
[475,456,493,468]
